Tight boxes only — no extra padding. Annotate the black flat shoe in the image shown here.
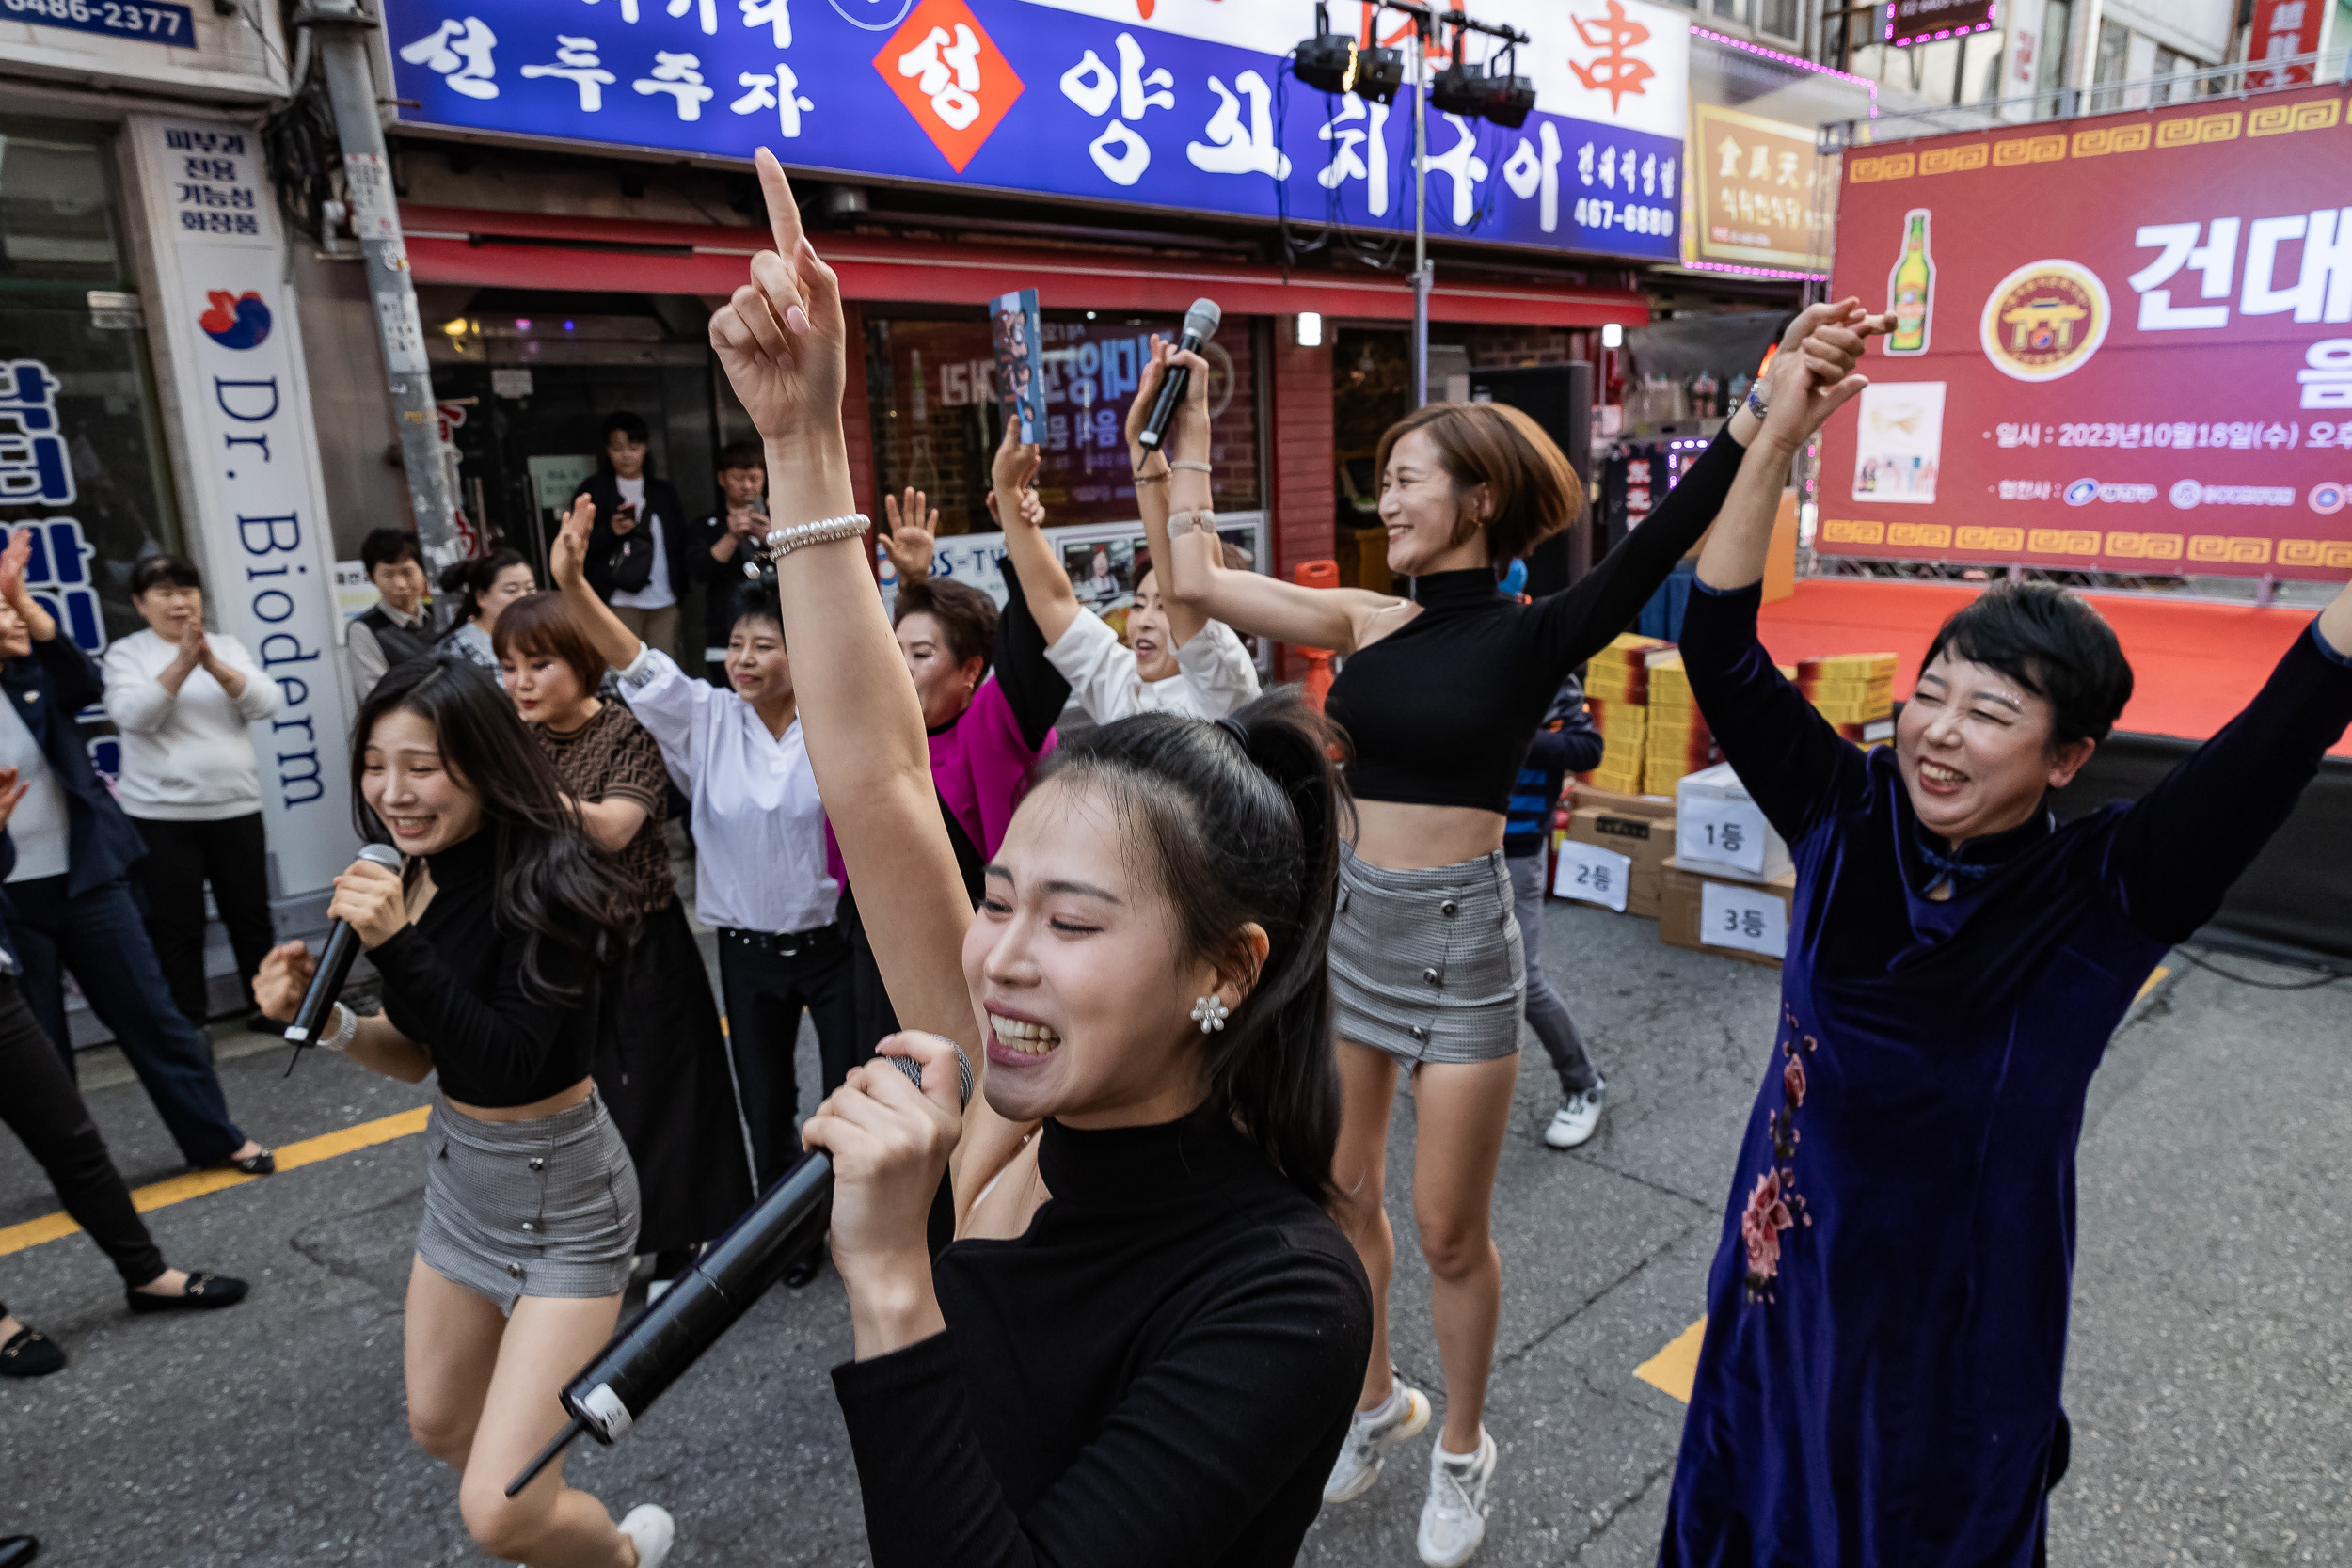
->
[222,1148,276,1176]
[0,1533,40,1567]
[0,1326,64,1378]
[127,1272,249,1314]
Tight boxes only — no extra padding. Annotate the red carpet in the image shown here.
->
[1753,579,2351,758]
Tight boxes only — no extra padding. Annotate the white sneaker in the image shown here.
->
[1544,1080,1606,1149]
[1322,1375,1431,1503]
[618,1503,675,1568]
[1417,1428,1497,1567]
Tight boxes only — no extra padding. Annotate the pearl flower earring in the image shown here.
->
[1191,995,1231,1033]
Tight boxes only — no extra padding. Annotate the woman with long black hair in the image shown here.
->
[706,147,1374,1565]
[250,657,671,1568]
[1155,308,1869,1565]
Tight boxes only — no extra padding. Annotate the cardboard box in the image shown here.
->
[1811,694,1894,724]
[1797,652,1899,681]
[1832,717,1897,747]
[1659,858,1797,968]
[1569,783,1676,820]
[1675,761,1792,883]
[1565,807,1676,919]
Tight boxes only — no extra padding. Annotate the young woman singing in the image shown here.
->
[706,147,1374,1566]
[1154,308,1870,1566]
[1662,310,2352,1568]
[250,657,672,1568]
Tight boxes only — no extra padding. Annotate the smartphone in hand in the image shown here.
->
[613,501,639,533]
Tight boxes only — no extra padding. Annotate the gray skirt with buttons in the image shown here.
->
[1329,846,1525,1066]
[416,1091,639,1314]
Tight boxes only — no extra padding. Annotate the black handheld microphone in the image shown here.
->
[1134,297,1222,451]
[284,843,404,1061]
[505,1040,975,1497]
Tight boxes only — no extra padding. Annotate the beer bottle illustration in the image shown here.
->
[1887,209,1933,355]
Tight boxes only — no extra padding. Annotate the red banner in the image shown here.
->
[1818,85,2352,581]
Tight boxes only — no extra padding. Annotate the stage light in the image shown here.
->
[1293,3,1405,104]
[1295,312,1325,348]
[1429,48,1535,129]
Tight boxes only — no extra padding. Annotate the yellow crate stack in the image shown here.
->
[1581,634,1664,796]
[1643,653,1720,796]
[1796,653,1899,747]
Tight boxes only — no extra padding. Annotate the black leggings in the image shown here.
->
[129,813,277,1026]
[0,974,166,1296]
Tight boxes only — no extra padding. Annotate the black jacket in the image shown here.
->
[0,635,151,898]
[574,472,692,605]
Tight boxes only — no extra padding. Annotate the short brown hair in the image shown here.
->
[491,592,607,691]
[1373,402,1584,563]
[893,578,996,675]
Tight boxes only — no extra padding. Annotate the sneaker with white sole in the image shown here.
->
[617,1503,675,1568]
[1544,1080,1606,1149]
[1322,1374,1432,1503]
[1417,1428,1497,1567]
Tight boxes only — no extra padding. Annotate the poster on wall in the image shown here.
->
[1684,101,1827,274]
[1816,85,2352,581]
[128,116,358,896]
[380,0,1689,261]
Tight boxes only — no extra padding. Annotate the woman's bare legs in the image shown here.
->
[1409,1053,1519,1452]
[404,1259,635,1567]
[1329,1039,1402,1411]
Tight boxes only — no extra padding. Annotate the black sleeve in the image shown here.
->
[833,1246,1370,1568]
[33,636,104,711]
[991,562,1070,754]
[1678,579,1870,847]
[2103,626,2352,943]
[371,923,586,1085]
[1533,676,1607,776]
[1524,428,1747,673]
[690,515,730,585]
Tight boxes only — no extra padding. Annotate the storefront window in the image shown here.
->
[866,308,1261,535]
[0,118,183,657]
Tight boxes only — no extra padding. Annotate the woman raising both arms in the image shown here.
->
[1661,314,2352,1565]
[1151,307,1871,1567]
[707,146,1373,1566]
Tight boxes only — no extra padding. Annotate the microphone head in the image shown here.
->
[888,1036,976,1107]
[1182,297,1222,344]
[358,843,404,870]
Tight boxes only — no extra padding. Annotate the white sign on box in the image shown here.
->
[1701,880,1788,959]
[1552,839,1632,914]
[1681,794,1770,877]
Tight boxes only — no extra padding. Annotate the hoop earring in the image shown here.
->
[1190,995,1230,1033]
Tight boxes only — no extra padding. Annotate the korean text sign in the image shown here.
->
[381,0,1690,261]
[1817,87,2352,581]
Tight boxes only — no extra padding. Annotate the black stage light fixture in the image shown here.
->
[1429,40,1534,128]
[1294,2,1406,103]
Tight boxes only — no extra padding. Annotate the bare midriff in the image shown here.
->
[1348,799,1507,871]
[445,1076,596,1124]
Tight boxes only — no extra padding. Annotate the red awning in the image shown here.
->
[399,204,1647,328]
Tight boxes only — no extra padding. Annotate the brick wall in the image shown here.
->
[1268,331,1334,674]
[1467,325,1599,369]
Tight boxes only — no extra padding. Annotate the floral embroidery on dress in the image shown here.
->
[1743,1003,1818,1304]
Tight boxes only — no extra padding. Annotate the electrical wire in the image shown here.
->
[2170,944,2347,991]
[261,78,340,244]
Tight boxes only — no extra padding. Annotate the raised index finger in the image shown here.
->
[755,147,804,261]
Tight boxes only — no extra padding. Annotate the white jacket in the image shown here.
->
[1042,610,1261,724]
[101,628,283,820]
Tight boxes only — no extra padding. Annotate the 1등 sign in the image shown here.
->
[1817,82,2352,582]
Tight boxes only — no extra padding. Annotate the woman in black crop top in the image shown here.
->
[706,152,1372,1567]
[1154,305,1875,1560]
[249,658,674,1568]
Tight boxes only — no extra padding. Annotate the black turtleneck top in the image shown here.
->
[831,1113,1374,1568]
[1323,427,1746,815]
[370,831,601,1108]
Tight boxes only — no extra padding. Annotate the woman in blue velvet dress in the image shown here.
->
[1660,313,2352,1567]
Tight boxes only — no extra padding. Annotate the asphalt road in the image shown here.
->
[3,903,2345,1567]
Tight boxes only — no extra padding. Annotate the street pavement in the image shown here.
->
[3,903,2346,1566]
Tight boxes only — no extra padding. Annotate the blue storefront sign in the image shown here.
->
[0,0,195,46]
[383,0,1688,261]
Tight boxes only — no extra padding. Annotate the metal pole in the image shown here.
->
[296,0,467,582]
[1411,17,1431,408]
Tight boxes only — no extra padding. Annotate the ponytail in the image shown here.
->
[1041,691,1345,1206]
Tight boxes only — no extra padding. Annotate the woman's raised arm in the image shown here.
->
[709,150,977,1055]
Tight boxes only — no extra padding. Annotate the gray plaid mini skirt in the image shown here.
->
[417,1091,639,1314]
[1329,846,1525,1066]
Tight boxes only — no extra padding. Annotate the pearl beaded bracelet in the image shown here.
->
[740,512,870,578]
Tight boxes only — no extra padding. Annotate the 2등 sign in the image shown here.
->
[1819,83,2352,580]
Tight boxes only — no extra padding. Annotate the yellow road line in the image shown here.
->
[0,1104,430,1259]
[1635,1316,1708,1403]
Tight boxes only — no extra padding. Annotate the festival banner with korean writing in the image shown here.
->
[1815,84,2352,582]
[380,0,1689,261]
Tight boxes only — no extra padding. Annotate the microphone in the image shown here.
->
[284,843,404,1053]
[1134,297,1222,451]
[505,1039,976,1498]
